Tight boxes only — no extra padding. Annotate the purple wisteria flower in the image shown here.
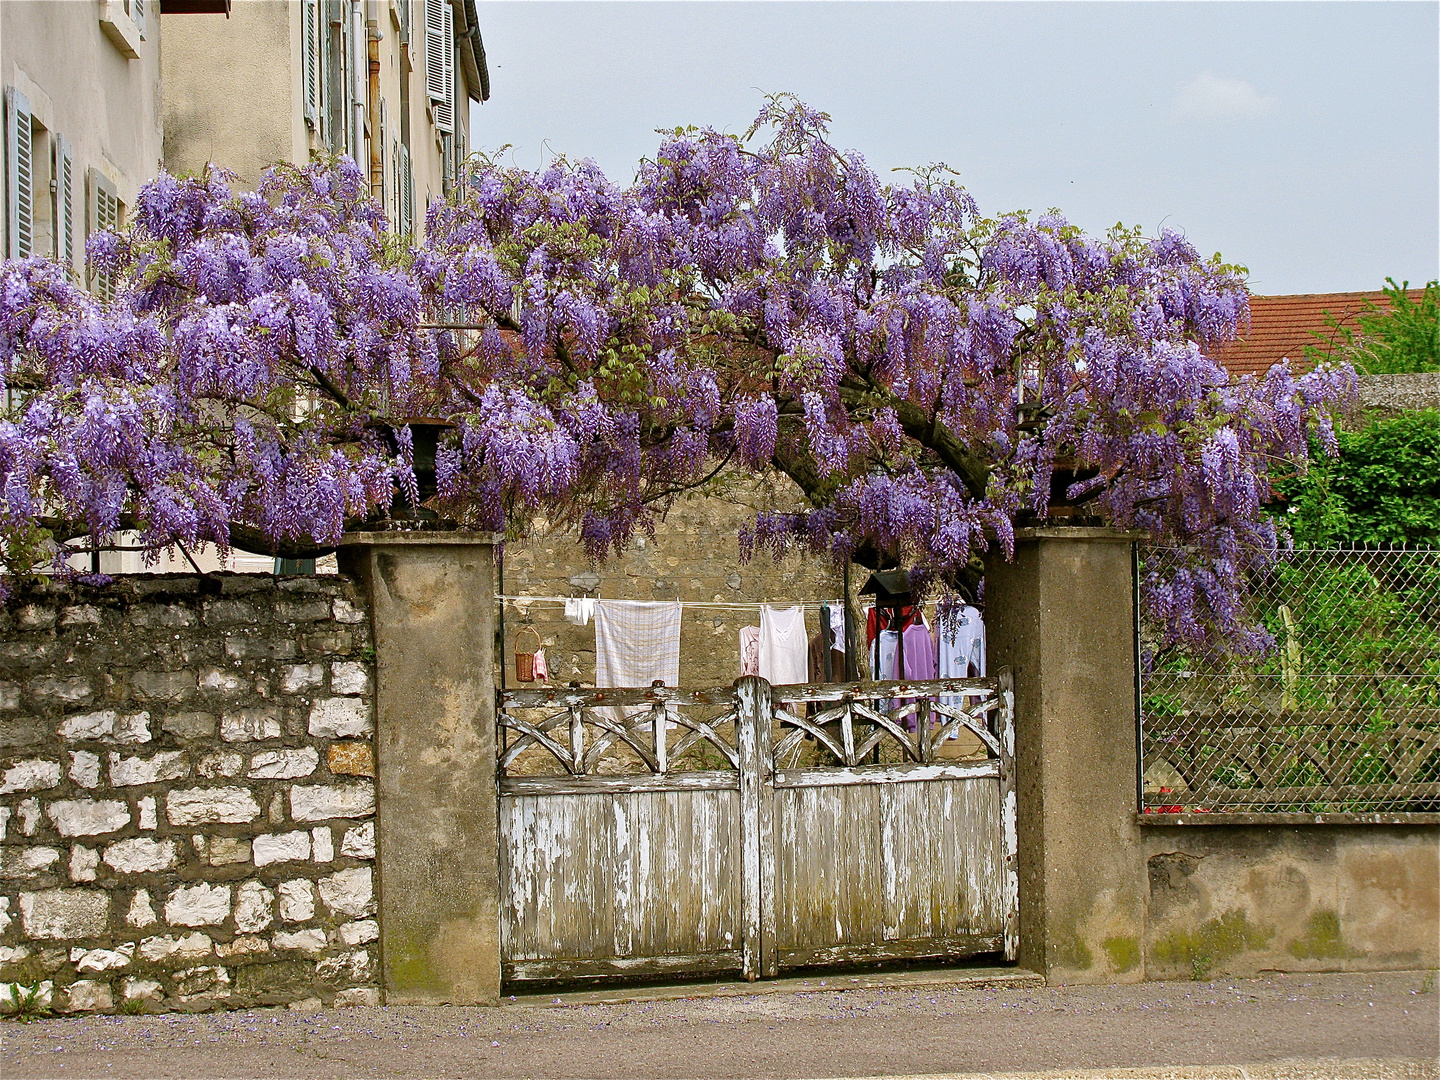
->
[0,102,1353,653]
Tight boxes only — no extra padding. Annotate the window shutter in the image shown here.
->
[57,135,74,271]
[303,0,319,127]
[425,0,453,134]
[133,0,146,39]
[6,86,34,259]
[440,1,454,134]
[401,144,413,234]
[87,168,119,303]
[425,0,445,101]
[391,138,400,229]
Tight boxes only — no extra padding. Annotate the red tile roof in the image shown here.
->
[1213,290,1427,378]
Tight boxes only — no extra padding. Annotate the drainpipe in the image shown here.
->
[367,13,382,203]
[350,0,366,167]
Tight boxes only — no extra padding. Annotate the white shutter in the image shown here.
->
[57,135,74,271]
[425,0,446,101]
[303,0,319,127]
[6,86,34,259]
[440,1,454,134]
[133,0,145,39]
[425,0,453,133]
[391,138,400,229]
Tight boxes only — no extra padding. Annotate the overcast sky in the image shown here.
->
[468,1,1438,297]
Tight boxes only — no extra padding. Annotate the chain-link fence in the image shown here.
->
[1139,546,1440,816]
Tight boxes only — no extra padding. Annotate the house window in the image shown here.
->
[87,168,123,303]
[6,87,75,271]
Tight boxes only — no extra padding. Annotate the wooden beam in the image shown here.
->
[504,952,744,982]
[777,933,1005,970]
[774,761,998,789]
[499,771,738,796]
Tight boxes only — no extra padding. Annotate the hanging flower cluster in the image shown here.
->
[0,97,1353,654]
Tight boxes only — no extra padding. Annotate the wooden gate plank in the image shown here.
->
[498,676,1015,982]
[777,933,1005,969]
[775,761,998,787]
[735,675,774,980]
[997,668,1019,962]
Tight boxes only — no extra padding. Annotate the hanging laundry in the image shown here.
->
[900,622,937,681]
[739,625,761,677]
[864,604,921,648]
[532,648,549,683]
[807,631,846,684]
[595,600,681,689]
[874,627,900,681]
[936,604,987,733]
[759,605,808,686]
[869,619,937,681]
[564,597,596,627]
[937,605,986,679]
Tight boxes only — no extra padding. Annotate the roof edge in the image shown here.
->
[453,0,489,102]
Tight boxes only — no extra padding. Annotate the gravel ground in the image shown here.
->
[1,969,1436,1079]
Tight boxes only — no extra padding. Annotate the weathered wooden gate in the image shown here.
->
[497,673,1017,982]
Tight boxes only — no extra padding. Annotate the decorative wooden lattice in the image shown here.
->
[499,685,740,777]
[498,677,1012,777]
[770,680,1006,769]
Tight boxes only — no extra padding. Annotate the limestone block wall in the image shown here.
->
[0,574,378,1014]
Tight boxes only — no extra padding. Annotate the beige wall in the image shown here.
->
[1143,825,1439,979]
[1,0,164,275]
[160,0,305,187]
[160,0,472,233]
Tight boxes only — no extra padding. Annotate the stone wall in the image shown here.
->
[1357,371,1438,418]
[0,574,378,1014]
[1142,824,1438,981]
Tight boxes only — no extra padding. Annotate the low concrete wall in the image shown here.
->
[0,574,378,1014]
[1142,823,1438,980]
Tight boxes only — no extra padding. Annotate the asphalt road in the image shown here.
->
[2,969,1436,1079]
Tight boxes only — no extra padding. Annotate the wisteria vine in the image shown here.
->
[0,96,1354,654]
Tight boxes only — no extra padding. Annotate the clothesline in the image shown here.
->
[497,594,857,611]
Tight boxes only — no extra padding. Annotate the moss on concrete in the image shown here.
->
[382,926,445,997]
[1102,935,1141,973]
[1051,930,1094,972]
[1287,909,1360,960]
[1152,908,1275,980]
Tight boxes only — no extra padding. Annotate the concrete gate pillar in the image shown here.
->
[984,527,1146,984]
[338,532,501,1005]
